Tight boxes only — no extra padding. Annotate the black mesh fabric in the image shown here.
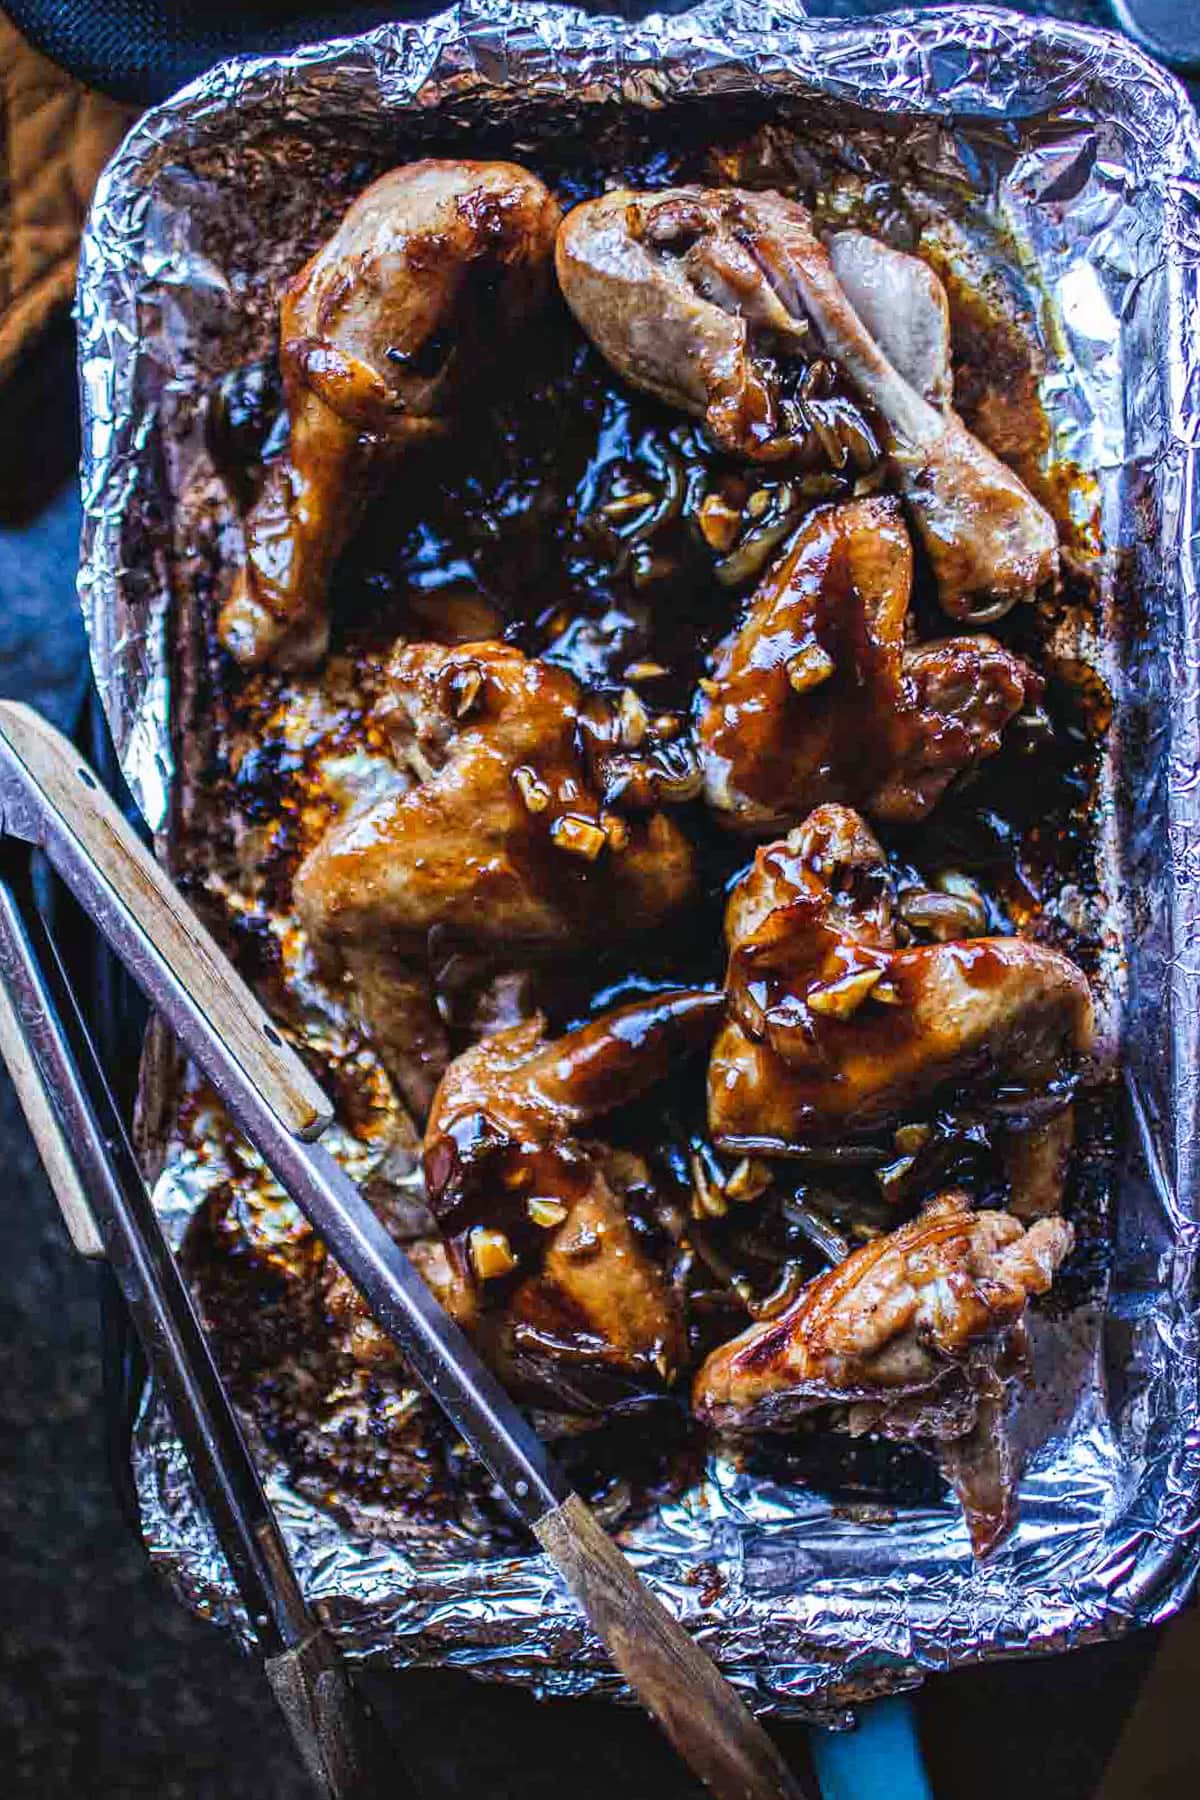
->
[7,0,679,104]
[6,0,444,104]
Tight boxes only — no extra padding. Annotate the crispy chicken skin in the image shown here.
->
[693,1190,1072,1553]
[696,496,1035,831]
[708,804,1093,1151]
[423,993,723,1406]
[294,640,697,1115]
[219,161,562,670]
[693,1192,1071,1428]
[556,186,1058,620]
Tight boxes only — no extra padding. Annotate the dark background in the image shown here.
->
[0,2,1191,1794]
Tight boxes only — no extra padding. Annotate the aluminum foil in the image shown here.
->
[75,0,1200,1718]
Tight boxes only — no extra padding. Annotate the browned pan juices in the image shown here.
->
[169,126,1115,1535]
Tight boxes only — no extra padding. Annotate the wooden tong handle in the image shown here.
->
[0,923,103,1255]
[0,703,332,1141]
[536,1495,811,1800]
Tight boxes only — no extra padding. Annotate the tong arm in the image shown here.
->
[0,901,102,1255]
[0,861,406,1800]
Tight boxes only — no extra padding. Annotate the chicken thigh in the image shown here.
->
[556,187,1058,620]
[423,991,723,1410]
[693,1189,1072,1553]
[696,495,1035,831]
[219,160,562,670]
[294,640,697,1115]
[708,803,1093,1151]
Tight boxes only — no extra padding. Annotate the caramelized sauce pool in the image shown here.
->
[192,146,1112,1529]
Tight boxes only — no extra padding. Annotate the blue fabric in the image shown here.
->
[809,1697,934,1800]
[0,483,89,731]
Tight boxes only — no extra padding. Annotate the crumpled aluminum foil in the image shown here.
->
[75,0,1200,1718]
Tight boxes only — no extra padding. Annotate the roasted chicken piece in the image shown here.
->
[557,186,812,462]
[556,187,1058,620]
[423,991,723,1411]
[708,803,1093,1155]
[693,1190,1072,1554]
[696,495,1035,831]
[219,160,562,670]
[294,640,697,1116]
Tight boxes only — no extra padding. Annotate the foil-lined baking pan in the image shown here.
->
[75,0,1200,1718]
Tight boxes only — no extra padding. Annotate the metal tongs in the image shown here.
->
[0,702,811,1800]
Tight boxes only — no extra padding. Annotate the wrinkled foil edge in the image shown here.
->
[75,1,1200,1716]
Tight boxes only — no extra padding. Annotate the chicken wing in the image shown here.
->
[294,640,697,1114]
[219,160,562,670]
[693,1190,1072,1553]
[708,803,1093,1151]
[423,992,723,1408]
[696,495,1035,831]
[556,187,1058,620]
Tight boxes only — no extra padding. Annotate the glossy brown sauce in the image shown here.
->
[188,133,1114,1526]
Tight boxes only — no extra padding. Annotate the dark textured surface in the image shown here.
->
[0,4,1190,1794]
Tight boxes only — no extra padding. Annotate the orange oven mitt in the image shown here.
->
[0,10,132,390]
